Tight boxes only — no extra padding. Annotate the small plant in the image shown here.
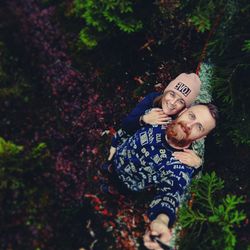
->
[190,14,211,32]
[72,0,143,48]
[0,40,29,99]
[176,172,246,250]
[0,137,53,249]
[0,137,23,157]
[242,39,250,52]
[187,0,227,33]
[0,137,49,193]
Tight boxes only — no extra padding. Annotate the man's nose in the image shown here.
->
[186,121,195,129]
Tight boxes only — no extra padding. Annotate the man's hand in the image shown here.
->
[142,108,171,125]
[172,149,202,168]
[143,214,172,250]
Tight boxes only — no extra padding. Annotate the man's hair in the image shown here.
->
[197,103,219,123]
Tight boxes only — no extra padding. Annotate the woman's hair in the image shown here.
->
[153,94,164,108]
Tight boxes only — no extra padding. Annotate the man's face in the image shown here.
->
[166,105,216,148]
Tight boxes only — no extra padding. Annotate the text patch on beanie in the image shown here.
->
[174,82,191,97]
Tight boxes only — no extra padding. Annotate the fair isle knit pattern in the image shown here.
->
[113,124,196,226]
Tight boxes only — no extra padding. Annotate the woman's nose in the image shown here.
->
[169,98,177,105]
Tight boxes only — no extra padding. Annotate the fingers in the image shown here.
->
[151,108,164,112]
[172,151,201,168]
[173,151,192,159]
[144,220,172,250]
[150,109,166,115]
[173,152,192,162]
[144,112,170,125]
[144,231,162,250]
[157,113,168,118]
[183,148,196,155]
[145,232,171,249]
[144,240,163,250]
[154,114,168,119]
[172,152,188,158]
[157,122,170,125]
[175,158,191,166]
[144,239,164,250]
[157,117,172,122]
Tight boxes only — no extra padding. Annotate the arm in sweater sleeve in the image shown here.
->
[147,167,193,227]
[121,92,160,134]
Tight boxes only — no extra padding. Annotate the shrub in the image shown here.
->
[176,172,246,250]
[72,0,143,48]
[0,138,54,249]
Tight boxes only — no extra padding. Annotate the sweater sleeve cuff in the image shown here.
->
[139,115,146,126]
[147,203,176,227]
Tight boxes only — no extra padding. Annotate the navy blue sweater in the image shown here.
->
[113,124,196,227]
[111,92,161,147]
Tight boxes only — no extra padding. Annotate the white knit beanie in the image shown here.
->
[164,73,201,107]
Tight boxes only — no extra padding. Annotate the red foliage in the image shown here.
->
[7,0,120,204]
[6,1,143,249]
[85,192,149,250]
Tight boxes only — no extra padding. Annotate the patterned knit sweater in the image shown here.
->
[111,92,205,161]
[113,124,198,226]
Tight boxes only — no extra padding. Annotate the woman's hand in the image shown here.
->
[172,149,202,168]
[142,108,171,125]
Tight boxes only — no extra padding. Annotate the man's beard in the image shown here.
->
[166,121,192,148]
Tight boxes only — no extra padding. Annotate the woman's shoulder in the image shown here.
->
[144,92,161,99]
[141,92,161,104]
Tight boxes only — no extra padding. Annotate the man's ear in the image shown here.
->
[178,108,188,117]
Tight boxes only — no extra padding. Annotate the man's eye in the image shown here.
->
[197,124,203,131]
[188,113,195,120]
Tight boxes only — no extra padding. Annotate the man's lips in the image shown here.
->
[174,123,190,139]
[180,123,189,134]
[174,125,186,140]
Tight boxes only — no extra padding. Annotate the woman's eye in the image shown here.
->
[179,100,185,105]
[169,91,175,97]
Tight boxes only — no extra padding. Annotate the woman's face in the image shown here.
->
[161,91,185,115]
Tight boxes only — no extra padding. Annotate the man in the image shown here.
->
[112,103,218,249]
